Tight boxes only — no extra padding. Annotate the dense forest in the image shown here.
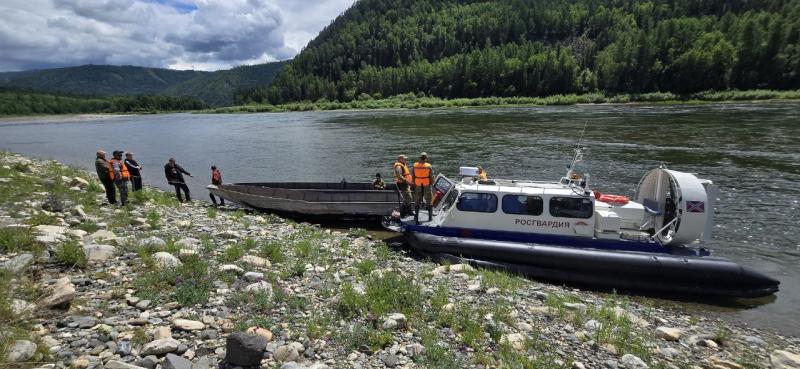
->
[0,89,205,115]
[246,0,800,104]
[0,62,287,107]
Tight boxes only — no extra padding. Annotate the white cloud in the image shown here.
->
[0,0,357,72]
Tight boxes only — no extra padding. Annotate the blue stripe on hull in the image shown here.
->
[403,224,670,254]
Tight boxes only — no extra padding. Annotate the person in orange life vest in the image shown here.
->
[209,165,225,206]
[412,152,434,224]
[393,154,413,215]
[108,150,130,206]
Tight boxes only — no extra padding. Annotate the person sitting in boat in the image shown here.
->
[477,166,488,181]
[372,173,386,189]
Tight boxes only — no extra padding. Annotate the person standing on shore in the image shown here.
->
[124,152,143,192]
[209,165,225,206]
[94,150,116,205]
[412,152,434,224]
[393,154,413,215]
[108,150,130,206]
[164,158,192,202]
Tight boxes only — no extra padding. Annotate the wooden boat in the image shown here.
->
[207,182,401,217]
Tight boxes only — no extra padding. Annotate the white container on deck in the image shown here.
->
[459,166,479,177]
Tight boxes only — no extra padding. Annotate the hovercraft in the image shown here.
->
[383,156,779,298]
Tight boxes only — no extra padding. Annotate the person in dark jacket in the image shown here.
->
[95,150,116,205]
[164,158,192,202]
[209,165,225,206]
[124,152,143,192]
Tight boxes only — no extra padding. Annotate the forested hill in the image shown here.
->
[0,65,204,96]
[255,0,800,104]
[164,61,288,106]
[0,62,288,107]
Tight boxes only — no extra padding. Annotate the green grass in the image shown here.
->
[336,271,423,319]
[25,212,60,226]
[259,241,286,264]
[134,254,213,306]
[207,89,800,114]
[206,207,217,218]
[145,210,161,229]
[418,328,464,369]
[479,268,524,292]
[54,239,87,268]
[0,227,41,254]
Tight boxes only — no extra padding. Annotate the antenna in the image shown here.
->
[565,121,589,179]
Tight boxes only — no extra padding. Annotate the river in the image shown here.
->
[1,102,798,336]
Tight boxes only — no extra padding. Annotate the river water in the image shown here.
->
[1,103,798,336]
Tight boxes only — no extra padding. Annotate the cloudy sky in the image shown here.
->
[0,0,356,72]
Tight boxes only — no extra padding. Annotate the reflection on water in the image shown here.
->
[1,102,798,336]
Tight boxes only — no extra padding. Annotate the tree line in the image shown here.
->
[237,0,800,105]
[0,89,206,115]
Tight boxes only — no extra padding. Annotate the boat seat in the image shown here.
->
[642,199,662,215]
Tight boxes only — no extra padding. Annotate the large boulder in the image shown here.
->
[139,236,167,249]
[621,354,649,369]
[33,225,68,244]
[152,252,181,268]
[38,277,75,308]
[242,255,271,268]
[83,244,116,261]
[7,340,37,362]
[162,353,192,369]
[173,319,205,331]
[1,253,35,273]
[771,350,800,369]
[140,338,180,356]
[655,327,682,341]
[225,332,267,366]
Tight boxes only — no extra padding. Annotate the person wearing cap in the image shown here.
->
[412,152,434,224]
[372,173,386,190]
[209,165,225,206]
[95,150,116,205]
[124,152,143,192]
[164,158,193,202]
[108,150,130,206]
[392,154,413,215]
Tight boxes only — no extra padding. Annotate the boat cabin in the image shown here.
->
[403,166,716,249]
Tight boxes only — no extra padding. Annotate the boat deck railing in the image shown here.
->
[224,182,400,203]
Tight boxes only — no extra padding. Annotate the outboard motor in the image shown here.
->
[635,168,716,246]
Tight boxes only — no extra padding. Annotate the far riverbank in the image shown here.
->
[205,89,800,114]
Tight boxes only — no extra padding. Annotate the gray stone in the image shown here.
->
[273,345,299,363]
[244,281,273,297]
[192,356,212,369]
[771,350,800,369]
[621,354,648,369]
[134,356,159,369]
[105,360,147,369]
[243,272,264,282]
[176,237,201,250]
[743,335,766,346]
[152,252,181,268]
[83,244,116,261]
[135,300,151,310]
[39,277,75,308]
[140,338,180,356]
[584,319,602,331]
[380,353,399,367]
[225,332,267,366]
[406,343,425,358]
[654,327,682,341]
[172,319,205,331]
[1,253,34,273]
[116,341,131,356]
[219,264,244,274]
[7,340,37,362]
[139,236,166,248]
[11,299,36,315]
[163,353,192,369]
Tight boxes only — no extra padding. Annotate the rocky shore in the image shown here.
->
[1,152,798,369]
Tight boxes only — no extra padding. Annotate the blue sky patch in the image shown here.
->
[142,0,198,13]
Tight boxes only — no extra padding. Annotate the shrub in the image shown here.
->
[146,210,160,229]
[55,239,87,267]
[0,227,39,253]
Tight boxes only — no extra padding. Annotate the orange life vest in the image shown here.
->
[108,159,130,181]
[393,162,412,184]
[413,162,432,186]
[479,171,488,180]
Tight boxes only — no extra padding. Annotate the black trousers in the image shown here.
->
[209,193,225,206]
[101,178,116,204]
[173,183,191,202]
[130,176,143,191]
